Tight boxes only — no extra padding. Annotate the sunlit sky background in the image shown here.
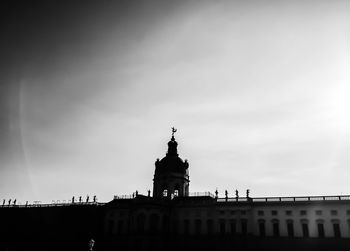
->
[1,0,350,204]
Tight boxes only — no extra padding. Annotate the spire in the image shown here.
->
[167,127,178,156]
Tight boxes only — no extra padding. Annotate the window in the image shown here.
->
[230,219,236,234]
[331,210,338,216]
[117,220,124,234]
[241,219,248,236]
[272,221,280,237]
[333,223,341,238]
[286,210,292,216]
[230,210,236,215]
[317,223,325,238]
[195,219,202,235]
[150,214,159,233]
[287,221,294,237]
[272,210,278,216]
[258,210,264,216]
[302,223,309,237]
[300,210,307,216]
[219,210,225,215]
[172,220,179,234]
[219,219,226,234]
[258,220,265,237]
[347,209,350,215]
[162,215,169,231]
[136,213,146,233]
[174,184,180,197]
[207,219,213,234]
[316,210,322,216]
[108,220,114,234]
[241,210,246,215]
[162,189,168,197]
[184,220,190,234]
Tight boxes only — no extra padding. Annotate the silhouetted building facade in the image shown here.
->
[2,131,350,251]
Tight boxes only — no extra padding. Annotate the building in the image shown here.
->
[2,131,350,250]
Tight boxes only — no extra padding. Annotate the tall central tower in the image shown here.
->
[153,129,190,198]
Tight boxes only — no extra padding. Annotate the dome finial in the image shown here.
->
[171,127,177,140]
[167,127,178,156]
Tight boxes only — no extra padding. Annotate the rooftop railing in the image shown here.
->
[216,195,350,203]
[0,201,104,208]
[188,192,215,198]
[113,195,135,200]
[112,193,350,202]
[113,192,215,200]
[6,194,349,208]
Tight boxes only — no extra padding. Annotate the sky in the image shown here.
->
[1,0,350,204]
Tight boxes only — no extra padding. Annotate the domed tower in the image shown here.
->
[153,128,189,198]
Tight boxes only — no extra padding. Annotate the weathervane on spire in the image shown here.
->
[171,127,177,137]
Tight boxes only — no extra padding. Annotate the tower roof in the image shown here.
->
[154,129,189,175]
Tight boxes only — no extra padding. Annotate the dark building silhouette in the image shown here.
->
[153,131,189,198]
[2,130,350,251]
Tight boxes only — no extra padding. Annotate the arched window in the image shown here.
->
[184,219,190,234]
[241,219,248,236]
[300,219,309,237]
[331,219,341,238]
[162,184,168,197]
[258,219,265,237]
[219,219,226,234]
[207,219,214,234]
[230,219,236,235]
[117,220,124,234]
[162,214,169,231]
[271,219,280,237]
[150,213,160,233]
[172,219,179,234]
[316,219,325,238]
[286,219,294,237]
[195,219,202,235]
[174,184,180,197]
[108,220,114,234]
[136,213,146,233]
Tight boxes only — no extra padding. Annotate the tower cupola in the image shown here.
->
[153,128,190,198]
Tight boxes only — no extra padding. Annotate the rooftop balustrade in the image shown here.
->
[1,201,103,208]
[5,194,350,208]
[217,195,350,203]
